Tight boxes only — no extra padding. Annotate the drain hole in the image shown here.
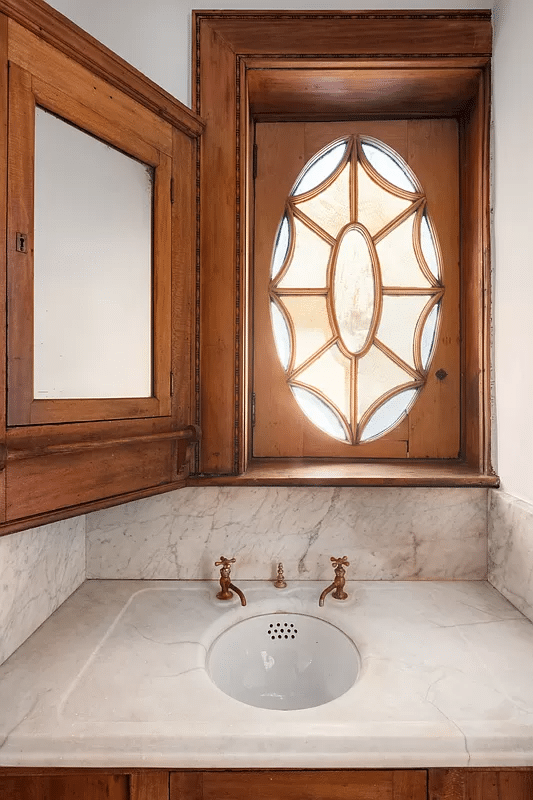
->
[266,619,299,640]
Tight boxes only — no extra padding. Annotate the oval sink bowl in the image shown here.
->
[207,613,360,711]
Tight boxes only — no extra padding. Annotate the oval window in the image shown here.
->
[270,135,444,444]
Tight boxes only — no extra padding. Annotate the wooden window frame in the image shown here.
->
[193,9,497,487]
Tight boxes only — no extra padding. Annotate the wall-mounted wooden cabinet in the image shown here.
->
[0,0,203,534]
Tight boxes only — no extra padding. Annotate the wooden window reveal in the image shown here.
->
[194,10,494,482]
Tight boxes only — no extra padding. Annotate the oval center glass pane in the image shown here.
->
[333,226,376,355]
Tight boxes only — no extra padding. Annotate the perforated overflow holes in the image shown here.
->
[268,621,298,640]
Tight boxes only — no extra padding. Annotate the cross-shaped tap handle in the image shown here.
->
[215,556,236,568]
[330,556,350,569]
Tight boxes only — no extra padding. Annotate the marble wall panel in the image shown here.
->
[489,489,533,624]
[87,486,488,581]
[0,517,86,667]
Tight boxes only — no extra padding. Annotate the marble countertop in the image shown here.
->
[1,579,533,768]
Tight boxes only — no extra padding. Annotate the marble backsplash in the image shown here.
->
[489,489,533,624]
[86,486,488,581]
[0,516,86,666]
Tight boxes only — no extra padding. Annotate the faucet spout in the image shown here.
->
[318,583,335,607]
[229,582,247,606]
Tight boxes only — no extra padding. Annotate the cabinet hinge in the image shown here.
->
[253,143,258,180]
[170,371,174,396]
[251,392,256,427]
[170,177,175,204]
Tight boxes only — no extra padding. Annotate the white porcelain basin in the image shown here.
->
[207,613,360,710]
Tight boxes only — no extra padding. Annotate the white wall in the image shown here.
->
[492,0,533,505]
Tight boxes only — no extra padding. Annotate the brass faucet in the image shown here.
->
[318,556,349,607]
[215,556,247,606]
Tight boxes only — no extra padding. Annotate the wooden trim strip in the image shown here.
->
[6,425,200,462]
[0,0,204,138]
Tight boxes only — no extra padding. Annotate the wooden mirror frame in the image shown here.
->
[193,9,496,487]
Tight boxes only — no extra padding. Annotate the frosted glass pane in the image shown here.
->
[271,214,290,279]
[377,294,431,369]
[292,139,348,196]
[376,213,432,289]
[292,385,348,441]
[357,163,412,236]
[334,227,375,355]
[361,140,417,192]
[421,212,440,280]
[282,295,332,370]
[295,163,351,238]
[271,301,291,370]
[360,388,418,442]
[357,344,413,421]
[34,108,152,399]
[296,343,351,419]
[278,217,330,289]
[421,302,440,369]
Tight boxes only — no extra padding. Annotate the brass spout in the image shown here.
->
[318,582,336,607]
[229,582,247,606]
[318,556,349,607]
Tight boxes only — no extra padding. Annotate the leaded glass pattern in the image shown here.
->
[269,135,444,443]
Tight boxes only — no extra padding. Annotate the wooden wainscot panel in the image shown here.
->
[5,439,175,520]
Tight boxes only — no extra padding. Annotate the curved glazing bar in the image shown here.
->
[291,139,348,196]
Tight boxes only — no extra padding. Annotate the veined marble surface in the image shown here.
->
[0,517,85,667]
[0,579,532,768]
[86,486,488,581]
[489,489,533,624]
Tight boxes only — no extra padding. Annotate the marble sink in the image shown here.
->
[1,579,533,768]
[207,612,360,710]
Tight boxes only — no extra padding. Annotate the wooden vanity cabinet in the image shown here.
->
[2,768,533,799]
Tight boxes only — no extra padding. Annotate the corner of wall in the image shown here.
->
[0,515,86,667]
[488,488,533,623]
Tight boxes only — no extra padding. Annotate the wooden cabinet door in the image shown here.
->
[0,774,130,800]
[0,770,168,800]
[171,770,427,800]
[429,768,533,799]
